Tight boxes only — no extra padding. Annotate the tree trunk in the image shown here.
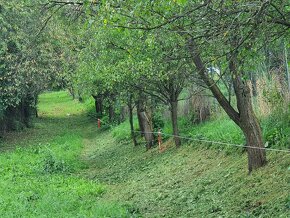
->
[139,111,154,150]
[108,103,115,122]
[231,64,267,172]
[170,101,181,147]
[187,39,240,126]
[188,38,266,172]
[136,94,145,136]
[92,94,103,118]
[68,86,75,100]
[128,97,138,146]
[77,90,83,102]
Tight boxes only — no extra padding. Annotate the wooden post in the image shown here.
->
[158,129,162,151]
[97,118,101,129]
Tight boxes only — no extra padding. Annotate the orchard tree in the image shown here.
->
[0,0,72,135]
[46,0,289,171]
[98,0,289,171]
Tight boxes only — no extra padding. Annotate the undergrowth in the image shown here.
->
[0,91,130,217]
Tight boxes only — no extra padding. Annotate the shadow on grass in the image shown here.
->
[0,112,96,152]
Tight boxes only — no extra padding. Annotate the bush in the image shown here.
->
[43,153,70,174]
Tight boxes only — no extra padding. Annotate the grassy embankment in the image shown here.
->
[0,91,289,217]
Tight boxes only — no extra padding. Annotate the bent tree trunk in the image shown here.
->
[231,62,266,172]
[239,106,266,172]
[170,101,181,147]
[188,38,266,172]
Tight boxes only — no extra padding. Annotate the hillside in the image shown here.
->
[0,91,289,217]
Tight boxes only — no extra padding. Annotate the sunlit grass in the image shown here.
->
[0,91,130,217]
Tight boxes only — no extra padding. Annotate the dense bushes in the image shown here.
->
[0,97,36,135]
[0,0,68,137]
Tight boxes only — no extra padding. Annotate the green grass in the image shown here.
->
[83,130,290,218]
[0,91,130,217]
[111,118,139,142]
[161,108,289,154]
[0,91,289,217]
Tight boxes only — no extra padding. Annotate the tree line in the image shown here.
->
[1,0,289,172]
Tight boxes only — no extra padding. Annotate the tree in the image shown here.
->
[44,0,289,171]
[96,0,289,171]
[0,0,63,134]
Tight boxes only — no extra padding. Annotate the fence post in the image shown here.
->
[97,118,101,129]
[158,129,162,151]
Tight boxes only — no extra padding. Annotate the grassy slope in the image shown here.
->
[84,131,289,217]
[0,91,289,217]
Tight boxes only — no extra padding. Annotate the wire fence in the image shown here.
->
[97,118,290,154]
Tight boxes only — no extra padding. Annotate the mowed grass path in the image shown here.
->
[0,92,129,217]
[0,91,289,217]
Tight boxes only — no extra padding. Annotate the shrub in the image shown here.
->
[42,153,70,174]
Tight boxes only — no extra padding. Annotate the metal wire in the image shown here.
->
[97,118,289,153]
[132,130,290,154]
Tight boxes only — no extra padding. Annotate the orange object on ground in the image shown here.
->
[158,129,162,150]
[97,119,101,128]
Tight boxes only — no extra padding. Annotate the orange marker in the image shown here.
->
[158,129,162,150]
[97,118,101,129]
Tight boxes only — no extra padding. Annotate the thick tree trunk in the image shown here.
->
[240,113,267,172]
[22,99,31,127]
[108,103,114,122]
[188,38,266,172]
[139,111,154,150]
[170,101,181,147]
[128,98,138,146]
[92,94,103,118]
[232,70,267,172]
[136,90,154,148]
